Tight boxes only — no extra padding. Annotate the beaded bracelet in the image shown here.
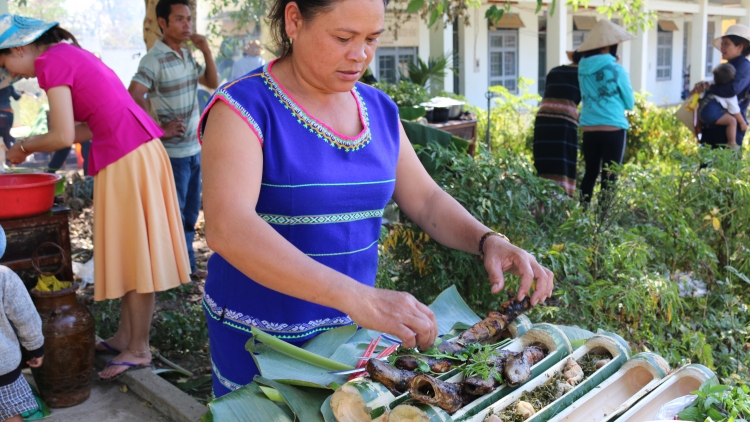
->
[479,231,510,257]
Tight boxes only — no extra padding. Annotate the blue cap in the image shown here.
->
[0,14,57,50]
[0,225,5,260]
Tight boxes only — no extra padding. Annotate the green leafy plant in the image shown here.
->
[678,378,750,421]
[373,81,431,107]
[401,53,453,92]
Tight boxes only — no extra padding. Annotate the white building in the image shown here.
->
[369,0,748,108]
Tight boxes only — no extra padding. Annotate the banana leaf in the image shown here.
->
[204,382,293,422]
[255,376,331,422]
[428,285,481,335]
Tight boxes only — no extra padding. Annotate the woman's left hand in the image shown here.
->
[482,236,554,306]
[6,140,29,165]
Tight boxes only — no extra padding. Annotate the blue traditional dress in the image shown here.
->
[199,60,401,397]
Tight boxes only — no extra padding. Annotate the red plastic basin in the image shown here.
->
[0,173,63,219]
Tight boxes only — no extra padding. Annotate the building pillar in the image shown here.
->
[429,20,454,94]
[629,25,649,92]
[740,0,750,27]
[690,0,708,88]
[546,4,567,72]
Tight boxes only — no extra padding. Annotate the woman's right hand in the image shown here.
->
[345,286,438,350]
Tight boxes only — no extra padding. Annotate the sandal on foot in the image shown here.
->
[95,340,120,354]
[99,361,152,382]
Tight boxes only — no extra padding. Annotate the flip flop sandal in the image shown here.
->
[98,360,152,383]
[95,340,120,355]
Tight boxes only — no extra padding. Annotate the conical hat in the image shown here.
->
[576,19,636,52]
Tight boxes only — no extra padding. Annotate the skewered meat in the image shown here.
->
[439,297,531,353]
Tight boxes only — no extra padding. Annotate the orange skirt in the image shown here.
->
[93,140,191,301]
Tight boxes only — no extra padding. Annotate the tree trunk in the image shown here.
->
[143,0,197,51]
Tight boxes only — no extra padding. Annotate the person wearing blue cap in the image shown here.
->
[2,14,191,382]
[0,225,45,422]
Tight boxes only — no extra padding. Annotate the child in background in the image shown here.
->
[699,63,748,150]
[0,225,44,422]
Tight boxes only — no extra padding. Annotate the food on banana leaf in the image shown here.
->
[483,353,612,422]
[439,297,531,353]
[504,346,546,387]
[405,346,548,414]
[388,404,431,422]
[409,373,471,414]
[394,355,460,373]
[330,383,387,422]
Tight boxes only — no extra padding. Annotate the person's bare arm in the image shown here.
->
[74,123,93,143]
[201,101,436,349]
[128,81,151,113]
[6,86,75,164]
[191,34,219,89]
[128,80,185,138]
[392,122,554,305]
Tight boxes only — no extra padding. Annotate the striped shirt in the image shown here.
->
[132,40,205,158]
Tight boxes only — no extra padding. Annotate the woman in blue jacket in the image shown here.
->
[576,20,635,204]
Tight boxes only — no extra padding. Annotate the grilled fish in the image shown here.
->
[438,297,531,354]
[366,358,416,396]
[462,349,515,396]
[394,355,459,373]
[409,374,471,414]
[504,346,546,387]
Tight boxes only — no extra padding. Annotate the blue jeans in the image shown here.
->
[169,152,202,273]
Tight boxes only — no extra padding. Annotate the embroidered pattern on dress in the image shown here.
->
[207,90,265,144]
[261,179,396,189]
[262,65,371,151]
[212,359,243,391]
[260,209,384,225]
[204,293,354,338]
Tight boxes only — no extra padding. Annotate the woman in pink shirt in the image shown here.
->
[4,15,191,381]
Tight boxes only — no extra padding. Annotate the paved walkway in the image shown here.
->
[24,371,171,422]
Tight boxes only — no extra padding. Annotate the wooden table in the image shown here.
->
[427,119,478,155]
[0,205,73,290]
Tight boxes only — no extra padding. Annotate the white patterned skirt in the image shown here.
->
[0,374,37,420]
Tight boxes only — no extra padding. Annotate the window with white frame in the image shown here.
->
[572,31,588,50]
[375,47,417,84]
[657,28,673,80]
[706,21,715,77]
[488,29,519,92]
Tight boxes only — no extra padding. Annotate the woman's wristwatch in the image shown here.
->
[479,231,510,258]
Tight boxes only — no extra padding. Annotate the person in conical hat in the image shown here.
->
[576,19,635,204]
[692,23,750,149]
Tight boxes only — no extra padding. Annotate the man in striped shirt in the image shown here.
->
[129,0,218,279]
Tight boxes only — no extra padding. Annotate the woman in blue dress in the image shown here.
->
[199,0,555,397]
